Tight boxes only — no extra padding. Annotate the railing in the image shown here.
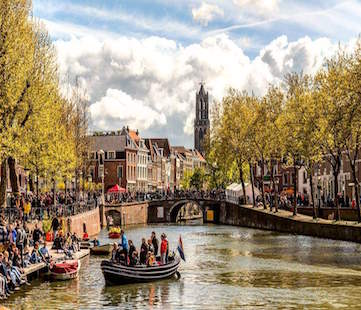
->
[104,191,226,206]
[2,200,98,223]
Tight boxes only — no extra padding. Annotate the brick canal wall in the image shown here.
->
[220,202,361,244]
[67,206,101,237]
[104,202,148,226]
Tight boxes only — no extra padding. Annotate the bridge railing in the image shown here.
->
[104,191,226,206]
[2,200,98,223]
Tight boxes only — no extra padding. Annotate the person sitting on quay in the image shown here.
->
[0,252,13,298]
[140,238,148,265]
[39,242,51,262]
[52,232,64,253]
[71,233,80,252]
[3,251,25,290]
[30,242,42,264]
[32,223,43,246]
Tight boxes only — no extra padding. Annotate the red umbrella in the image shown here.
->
[107,184,126,193]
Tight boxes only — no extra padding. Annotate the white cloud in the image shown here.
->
[192,2,224,26]
[90,89,166,131]
[233,0,280,15]
[54,31,353,146]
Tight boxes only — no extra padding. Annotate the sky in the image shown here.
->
[32,0,361,147]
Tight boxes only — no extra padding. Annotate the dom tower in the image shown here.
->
[194,84,210,156]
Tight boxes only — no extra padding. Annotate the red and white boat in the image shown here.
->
[49,259,81,281]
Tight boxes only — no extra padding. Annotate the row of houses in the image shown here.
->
[88,126,206,192]
[252,151,361,205]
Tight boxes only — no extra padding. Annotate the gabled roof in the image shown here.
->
[88,135,126,151]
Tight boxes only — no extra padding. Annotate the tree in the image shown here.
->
[280,73,321,218]
[190,167,205,191]
[0,0,35,205]
[315,50,352,220]
[343,40,361,222]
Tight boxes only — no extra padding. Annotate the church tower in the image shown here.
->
[194,84,210,156]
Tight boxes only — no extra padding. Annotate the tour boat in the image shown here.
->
[108,232,121,239]
[101,257,181,285]
[49,259,81,281]
[90,243,112,255]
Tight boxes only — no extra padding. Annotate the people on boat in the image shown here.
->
[128,240,136,258]
[151,232,159,257]
[130,249,139,266]
[111,243,119,262]
[82,230,89,241]
[146,251,156,266]
[140,238,148,265]
[92,238,100,246]
[119,230,129,265]
[147,239,154,253]
[160,234,168,264]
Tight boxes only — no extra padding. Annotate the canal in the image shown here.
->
[4,224,361,309]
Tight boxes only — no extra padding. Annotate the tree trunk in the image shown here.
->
[0,159,7,209]
[8,157,19,194]
[309,168,317,219]
[260,160,266,209]
[270,163,274,212]
[53,178,56,206]
[333,170,341,221]
[249,162,256,207]
[293,164,297,216]
[351,167,361,223]
[239,165,246,204]
[29,174,34,192]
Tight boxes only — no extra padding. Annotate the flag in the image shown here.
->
[177,235,186,261]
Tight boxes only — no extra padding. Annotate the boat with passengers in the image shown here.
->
[101,255,181,285]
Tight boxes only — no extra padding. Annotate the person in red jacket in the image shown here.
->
[160,234,168,264]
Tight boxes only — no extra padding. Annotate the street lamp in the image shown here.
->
[24,167,30,197]
[98,149,105,205]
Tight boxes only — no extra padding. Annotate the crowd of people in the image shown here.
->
[111,230,170,267]
[0,215,85,300]
[105,189,225,205]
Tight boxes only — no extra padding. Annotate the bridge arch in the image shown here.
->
[169,199,203,223]
[105,209,122,226]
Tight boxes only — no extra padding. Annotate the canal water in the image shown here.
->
[4,224,361,309]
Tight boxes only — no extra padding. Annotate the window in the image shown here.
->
[108,151,115,159]
[283,173,288,185]
[89,166,95,179]
[117,166,123,178]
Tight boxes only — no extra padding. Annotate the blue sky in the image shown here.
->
[32,0,361,147]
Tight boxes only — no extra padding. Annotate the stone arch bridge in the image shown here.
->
[102,199,224,226]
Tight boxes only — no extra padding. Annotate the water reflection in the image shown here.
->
[4,225,361,309]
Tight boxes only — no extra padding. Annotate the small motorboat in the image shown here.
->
[108,232,120,239]
[90,243,112,255]
[49,259,81,281]
[80,241,92,249]
[101,257,181,285]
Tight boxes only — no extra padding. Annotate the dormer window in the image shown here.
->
[108,151,115,159]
